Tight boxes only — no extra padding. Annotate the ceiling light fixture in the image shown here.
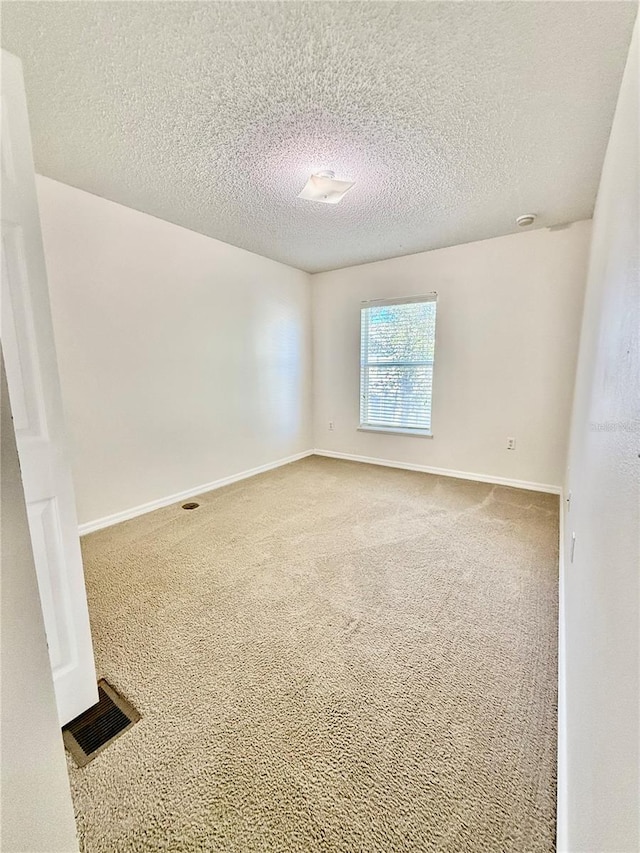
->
[298,170,355,205]
[516,214,536,227]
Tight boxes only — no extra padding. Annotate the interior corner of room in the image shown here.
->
[1,3,638,853]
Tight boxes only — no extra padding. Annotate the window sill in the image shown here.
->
[358,425,433,438]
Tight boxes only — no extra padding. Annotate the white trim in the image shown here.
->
[78,450,314,535]
[557,488,568,853]
[79,447,562,536]
[312,449,562,494]
[361,293,437,307]
[358,425,433,438]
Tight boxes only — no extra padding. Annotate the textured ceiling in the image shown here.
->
[2,1,637,273]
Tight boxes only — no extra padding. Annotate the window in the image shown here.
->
[360,295,437,436]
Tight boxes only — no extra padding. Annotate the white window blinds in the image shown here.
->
[360,295,437,435]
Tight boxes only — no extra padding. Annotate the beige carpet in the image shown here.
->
[71,456,559,852]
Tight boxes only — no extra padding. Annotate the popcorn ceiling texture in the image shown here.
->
[72,456,559,852]
[1,1,637,272]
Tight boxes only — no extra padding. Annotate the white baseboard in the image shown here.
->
[557,490,568,852]
[79,447,561,536]
[78,450,314,535]
[313,449,562,495]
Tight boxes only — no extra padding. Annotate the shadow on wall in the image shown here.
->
[256,301,305,439]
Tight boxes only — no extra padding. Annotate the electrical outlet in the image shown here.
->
[328,421,335,431]
[507,437,516,451]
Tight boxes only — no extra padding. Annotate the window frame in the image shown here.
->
[358,293,437,438]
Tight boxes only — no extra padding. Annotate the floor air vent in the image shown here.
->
[62,679,140,767]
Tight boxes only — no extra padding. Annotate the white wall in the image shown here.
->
[561,18,639,853]
[312,222,591,489]
[1,355,79,853]
[36,176,313,527]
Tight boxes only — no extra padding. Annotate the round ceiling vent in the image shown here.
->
[516,214,536,227]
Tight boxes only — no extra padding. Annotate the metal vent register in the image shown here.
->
[62,679,140,767]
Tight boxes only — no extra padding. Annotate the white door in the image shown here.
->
[1,50,98,725]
